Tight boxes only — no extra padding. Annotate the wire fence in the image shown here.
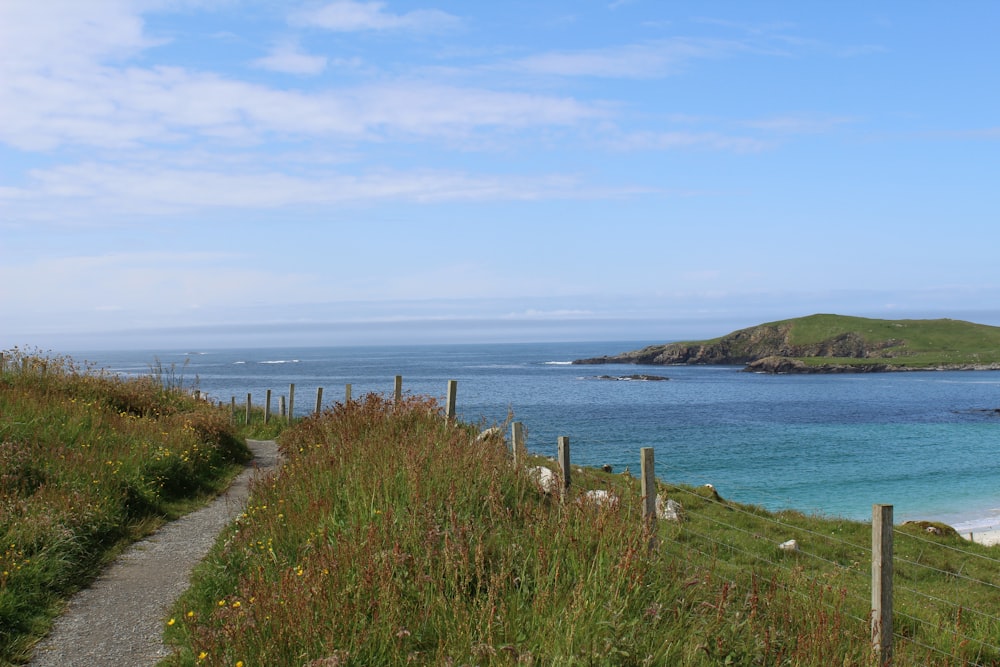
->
[217,373,1000,665]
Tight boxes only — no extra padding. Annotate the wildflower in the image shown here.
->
[187,610,195,617]
[232,601,241,608]
[218,599,227,606]
[198,652,208,660]
[236,662,244,667]
[167,618,176,626]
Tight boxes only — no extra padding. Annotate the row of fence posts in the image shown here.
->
[1,357,896,663]
[230,376,459,425]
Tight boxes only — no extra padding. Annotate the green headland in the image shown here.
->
[573,313,1000,372]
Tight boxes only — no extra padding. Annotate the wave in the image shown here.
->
[544,361,574,366]
[259,359,301,365]
[232,361,246,365]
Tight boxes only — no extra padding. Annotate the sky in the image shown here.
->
[2,1,1000,351]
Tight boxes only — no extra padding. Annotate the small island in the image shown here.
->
[574,314,1000,373]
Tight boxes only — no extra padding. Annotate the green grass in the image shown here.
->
[162,394,1000,666]
[0,348,252,665]
[770,314,1000,367]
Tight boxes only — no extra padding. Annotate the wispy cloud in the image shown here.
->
[1,162,651,224]
[508,38,741,78]
[253,41,328,75]
[290,1,461,33]
[609,130,769,153]
[742,114,857,134]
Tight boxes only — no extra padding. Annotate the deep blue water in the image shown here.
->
[72,342,1000,531]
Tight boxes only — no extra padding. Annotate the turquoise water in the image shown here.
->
[75,342,1000,530]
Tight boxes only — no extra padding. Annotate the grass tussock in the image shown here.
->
[0,348,251,665]
[163,393,1000,666]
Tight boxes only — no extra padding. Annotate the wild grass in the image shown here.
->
[162,393,1000,666]
[0,348,251,665]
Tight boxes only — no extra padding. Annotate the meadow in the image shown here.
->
[163,393,1000,666]
[6,348,1000,666]
[0,349,252,665]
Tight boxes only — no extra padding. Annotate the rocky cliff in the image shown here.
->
[573,318,906,369]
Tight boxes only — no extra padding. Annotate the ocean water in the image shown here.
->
[73,341,1000,531]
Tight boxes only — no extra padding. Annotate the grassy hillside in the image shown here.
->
[163,395,1000,666]
[576,314,1000,370]
[0,349,253,665]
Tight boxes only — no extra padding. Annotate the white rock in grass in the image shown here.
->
[656,496,683,522]
[779,539,799,552]
[476,426,503,442]
[581,489,619,508]
[529,466,558,494]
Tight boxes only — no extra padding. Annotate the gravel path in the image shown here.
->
[28,440,281,667]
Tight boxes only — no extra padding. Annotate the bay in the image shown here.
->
[71,341,1000,531]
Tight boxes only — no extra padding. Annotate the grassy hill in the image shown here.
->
[574,314,1000,371]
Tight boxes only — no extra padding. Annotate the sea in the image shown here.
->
[70,341,1000,534]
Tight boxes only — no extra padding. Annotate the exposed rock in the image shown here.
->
[778,539,799,552]
[528,466,558,494]
[580,489,619,508]
[475,426,504,442]
[656,496,683,522]
[902,520,959,538]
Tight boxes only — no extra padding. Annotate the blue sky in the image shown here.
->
[2,1,999,350]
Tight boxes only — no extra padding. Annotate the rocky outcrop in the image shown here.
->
[572,315,918,373]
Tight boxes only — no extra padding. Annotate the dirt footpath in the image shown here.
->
[28,440,281,667]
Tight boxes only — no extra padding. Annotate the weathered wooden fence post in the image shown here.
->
[0,352,5,374]
[345,383,352,402]
[872,504,894,664]
[264,389,272,424]
[394,375,403,404]
[245,393,252,425]
[641,447,656,522]
[230,396,236,423]
[279,395,286,419]
[558,436,571,501]
[445,380,457,422]
[511,421,525,465]
[315,387,323,415]
[288,383,295,421]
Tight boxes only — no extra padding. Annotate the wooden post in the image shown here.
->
[279,395,286,419]
[394,375,403,404]
[872,504,894,664]
[345,383,352,402]
[641,447,656,523]
[1,352,5,373]
[315,387,323,415]
[511,421,525,466]
[445,380,457,422]
[288,383,295,421]
[264,389,272,424]
[557,436,571,501]
[230,396,236,423]
[245,393,252,425]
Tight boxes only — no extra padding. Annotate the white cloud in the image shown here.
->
[1,162,640,223]
[291,1,460,33]
[609,130,768,152]
[253,42,328,75]
[510,38,740,78]
[742,115,857,134]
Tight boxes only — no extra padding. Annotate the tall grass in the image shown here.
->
[164,392,1000,666]
[0,348,251,665]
